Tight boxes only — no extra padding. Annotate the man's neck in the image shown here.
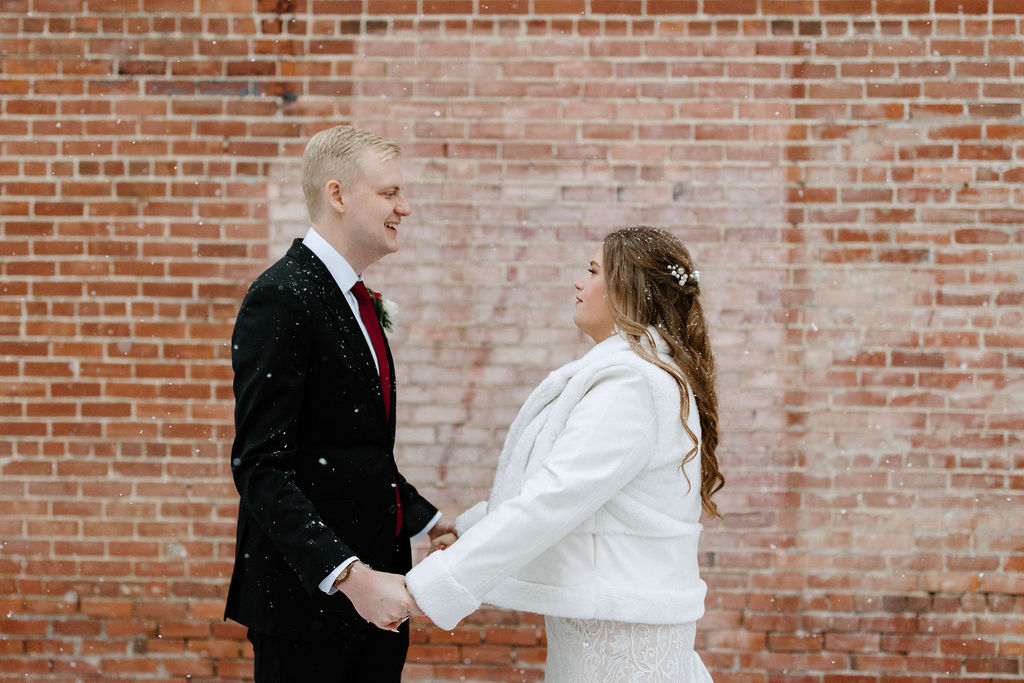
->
[311,224,369,275]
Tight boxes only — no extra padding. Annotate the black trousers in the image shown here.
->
[247,620,409,683]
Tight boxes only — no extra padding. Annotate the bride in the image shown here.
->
[406,226,723,681]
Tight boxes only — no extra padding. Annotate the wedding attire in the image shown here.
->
[225,234,438,680]
[406,330,713,681]
[545,618,710,682]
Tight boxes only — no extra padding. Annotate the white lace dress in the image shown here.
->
[544,617,713,683]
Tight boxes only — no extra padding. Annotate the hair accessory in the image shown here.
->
[668,265,699,287]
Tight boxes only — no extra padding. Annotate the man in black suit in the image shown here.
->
[225,125,452,681]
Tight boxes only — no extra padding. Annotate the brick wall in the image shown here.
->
[1,1,1022,681]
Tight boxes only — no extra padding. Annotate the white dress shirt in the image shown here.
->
[301,228,440,594]
[302,227,379,371]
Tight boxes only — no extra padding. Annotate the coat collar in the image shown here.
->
[301,227,359,295]
[581,326,672,365]
[521,326,673,435]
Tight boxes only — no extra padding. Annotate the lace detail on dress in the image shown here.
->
[544,617,713,683]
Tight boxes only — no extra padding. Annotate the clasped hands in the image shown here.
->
[336,522,457,631]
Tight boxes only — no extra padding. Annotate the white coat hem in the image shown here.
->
[481,578,707,626]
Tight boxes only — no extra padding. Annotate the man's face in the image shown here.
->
[339,150,411,268]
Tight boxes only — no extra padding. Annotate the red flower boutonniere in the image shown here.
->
[369,289,397,331]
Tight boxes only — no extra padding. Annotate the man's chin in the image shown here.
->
[375,238,399,258]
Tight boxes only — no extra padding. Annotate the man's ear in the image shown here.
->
[325,179,345,215]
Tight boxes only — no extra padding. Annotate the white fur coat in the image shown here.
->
[406,331,708,631]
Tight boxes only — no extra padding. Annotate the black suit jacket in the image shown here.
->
[224,239,437,639]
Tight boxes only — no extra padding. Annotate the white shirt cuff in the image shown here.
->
[319,556,358,595]
[410,511,443,542]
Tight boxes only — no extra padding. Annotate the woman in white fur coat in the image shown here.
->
[406,226,724,681]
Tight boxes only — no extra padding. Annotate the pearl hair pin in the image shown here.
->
[668,265,699,287]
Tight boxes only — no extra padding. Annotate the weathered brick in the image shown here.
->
[1,4,1021,682]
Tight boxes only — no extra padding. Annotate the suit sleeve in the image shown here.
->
[373,336,438,537]
[230,283,355,595]
[406,365,659,630]
[396,470,440,538]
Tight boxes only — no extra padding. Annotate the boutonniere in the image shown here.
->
[369,288,398,331]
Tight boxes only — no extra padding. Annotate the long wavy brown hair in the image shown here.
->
[602,226,724,518]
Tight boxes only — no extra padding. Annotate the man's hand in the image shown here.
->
[336,562,416,631]
[429,532,457,553]
[427,520,458,553]
[428,519,457,543]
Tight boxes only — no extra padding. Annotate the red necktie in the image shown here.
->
[351,281,402,536]
[351,281,391,419]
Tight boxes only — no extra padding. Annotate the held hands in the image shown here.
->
[337,522,457,630]
[335,562,421,631]
[428,520,458,553]
[430,532,457,553]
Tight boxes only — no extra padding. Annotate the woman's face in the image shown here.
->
[573,247,616,343]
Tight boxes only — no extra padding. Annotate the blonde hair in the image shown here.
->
[300,125,400,222]
[602,226,724,518]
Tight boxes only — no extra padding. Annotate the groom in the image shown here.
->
[225,125,452,681]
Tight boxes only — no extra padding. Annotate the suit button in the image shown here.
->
[388,505,397,513]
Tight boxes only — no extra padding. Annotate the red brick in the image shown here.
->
[1,6,1023,682]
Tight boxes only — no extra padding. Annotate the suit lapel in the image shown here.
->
[285,241,390,425]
